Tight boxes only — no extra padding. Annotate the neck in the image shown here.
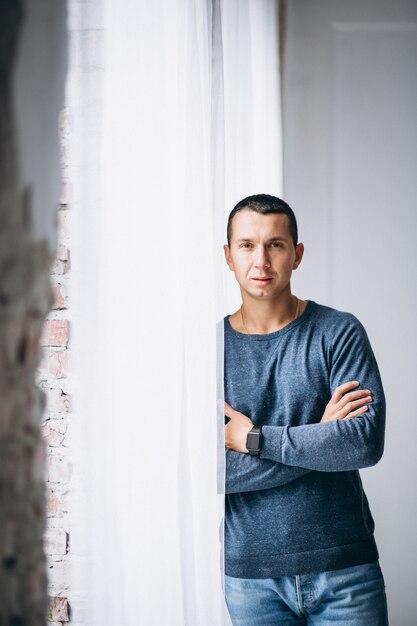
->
[240,291,299,334]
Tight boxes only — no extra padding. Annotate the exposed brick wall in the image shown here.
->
[37,108,72,624]
[0,0,68,621]
[0,2,54,622]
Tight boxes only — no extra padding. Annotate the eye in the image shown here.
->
[271,241,283,248]
[241,243,252,248]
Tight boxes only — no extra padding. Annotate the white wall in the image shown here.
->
[283,1,417,623]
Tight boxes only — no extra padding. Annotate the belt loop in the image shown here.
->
[295,574,305,615]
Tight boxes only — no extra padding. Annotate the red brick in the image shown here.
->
[52,283,67,310]
[39,349,68,379]
[46,388,70,413]
[50,244,70,276]
[41,320,69,347]
[47,488,66,515]
[42,422,66,447]
[48,596,70,622]
[47,491,60,514]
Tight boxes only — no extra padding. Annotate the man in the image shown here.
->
[222,194,388,625]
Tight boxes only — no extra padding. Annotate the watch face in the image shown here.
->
[247,431,260,450]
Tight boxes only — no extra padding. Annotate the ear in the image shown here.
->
[293,242,304,270]
[224,244,235,271]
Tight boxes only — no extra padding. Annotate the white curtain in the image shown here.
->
[67,1,282,624]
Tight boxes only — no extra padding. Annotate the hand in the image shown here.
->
[224,401,254,453]
[320,381,372,423]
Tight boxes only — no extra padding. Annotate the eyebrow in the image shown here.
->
[235,237,288,243]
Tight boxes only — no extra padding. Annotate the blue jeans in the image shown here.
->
[224,561,388,625]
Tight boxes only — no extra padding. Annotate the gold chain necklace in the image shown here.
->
[240,296,300,335]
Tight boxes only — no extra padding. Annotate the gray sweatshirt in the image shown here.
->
[223,300,385,577]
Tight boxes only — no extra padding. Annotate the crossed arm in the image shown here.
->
[223,320,385,494]
[224,381,370,494]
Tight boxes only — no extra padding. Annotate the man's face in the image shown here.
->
[223,210,304,301]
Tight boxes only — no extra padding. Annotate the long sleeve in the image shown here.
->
[222,303,384,579]
[223,448,311,494]
[259,316,386,472]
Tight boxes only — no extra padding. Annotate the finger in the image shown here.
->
[343,388,371,402]
[331,380,360,403]
[340,396,372,417]
[339,390,372,408]
[342,405,369,419]
[224,401,239,419]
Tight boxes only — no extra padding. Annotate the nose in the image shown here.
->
[254,246,271,269]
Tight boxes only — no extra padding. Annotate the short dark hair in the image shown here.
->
[226,194,298,248]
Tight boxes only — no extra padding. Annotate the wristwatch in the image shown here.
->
[246,425,263,457]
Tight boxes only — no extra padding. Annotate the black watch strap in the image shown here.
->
[246,425,263,457]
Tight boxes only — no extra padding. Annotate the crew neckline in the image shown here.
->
[225,300,316,340]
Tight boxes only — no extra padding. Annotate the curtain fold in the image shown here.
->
[67,1,282,624]
[220,0,283,314]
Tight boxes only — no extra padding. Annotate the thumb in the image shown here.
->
[224,401,235,418]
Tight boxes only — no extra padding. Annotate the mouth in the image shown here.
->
[252,277,273,284]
